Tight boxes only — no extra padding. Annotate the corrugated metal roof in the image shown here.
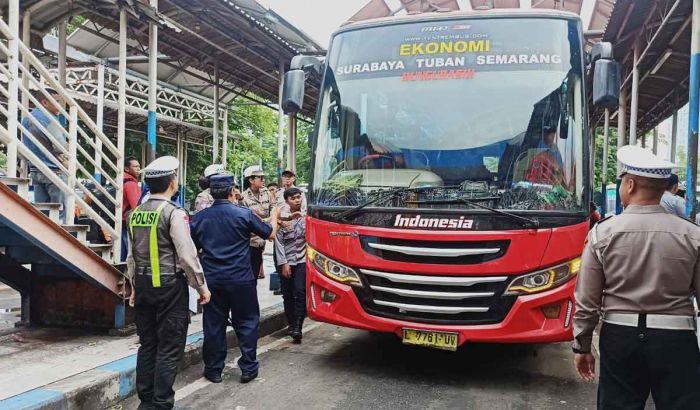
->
[593,0,691,134]
[3,0,324,118]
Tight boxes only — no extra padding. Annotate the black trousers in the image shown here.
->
[598,322,700,410]
[202,282,260,376]
[134,277,189,410]
[278,263,306,326]
[250,246,264,278]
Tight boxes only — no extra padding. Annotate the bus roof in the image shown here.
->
[335,8,581,37]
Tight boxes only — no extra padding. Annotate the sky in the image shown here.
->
[256,0,369,47]
[256,0,599,47]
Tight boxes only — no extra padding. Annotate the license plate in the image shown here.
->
[402,329,458,351]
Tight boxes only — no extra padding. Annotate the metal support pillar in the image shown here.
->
[176,128,185,206]
[287,114,297,174]
[146,0,159,163]
[19,10,30,179]
[687,0,700,220]
[176,129,183,177]
[653,127,658,154]
[183,141,188,187]
[95,64,105,183]
[5,0,19,177]
[114,8,127,262]
[66,106,78,225]
[213,59,220,163]
[277,61,285,183]
[671,109,678,163]
[222,107,229,168]
[58,21,67,89]
[20,11,30,112]
[602,109,610,215]
[182,140,188,207]
[141,141,147,167]
[616,87,628,214]
[629,42,640,145]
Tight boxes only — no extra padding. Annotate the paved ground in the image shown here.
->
[115,322,601,410]
[0,252,282,401]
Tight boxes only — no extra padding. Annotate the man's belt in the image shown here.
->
[603,312,695,331]
[136,266,178,276]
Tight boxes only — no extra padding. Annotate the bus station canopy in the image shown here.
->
[8,0,325,118]
[592,0,692,135]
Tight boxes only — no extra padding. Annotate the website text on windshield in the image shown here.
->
[282,10,620,350]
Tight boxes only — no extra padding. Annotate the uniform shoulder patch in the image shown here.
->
[594,215,614,227]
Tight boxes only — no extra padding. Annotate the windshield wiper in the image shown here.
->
[335,187,418,222]
[412,197,540,229]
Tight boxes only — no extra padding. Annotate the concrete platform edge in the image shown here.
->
[0,302,287,410]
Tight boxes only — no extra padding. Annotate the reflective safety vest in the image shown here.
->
[128,201,170,287]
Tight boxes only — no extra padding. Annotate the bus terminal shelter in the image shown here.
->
[2,0,324,195]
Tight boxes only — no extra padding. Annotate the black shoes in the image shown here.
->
[204,373,222,383]
[290,318,303,343]
[240,370,258,384]
[205,371,258,384]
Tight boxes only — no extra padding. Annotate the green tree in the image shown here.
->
[593,127,618,190]
[295,120,314,184]
[225,102,278,178]
[676,144,687,182]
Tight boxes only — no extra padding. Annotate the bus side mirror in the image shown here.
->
[593,59,620,109]
[282,69,306,114]
[282,55,323,114]
[590,42,613,63]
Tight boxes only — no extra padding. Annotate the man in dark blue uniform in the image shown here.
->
[190,174,280,384]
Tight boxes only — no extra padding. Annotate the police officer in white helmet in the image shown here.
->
[240,165,275,279]
[127,156,211,409]
[194,163,225,213]
[573,146,700,408]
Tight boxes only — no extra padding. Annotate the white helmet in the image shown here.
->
[203,164,225,177]
[243,165,265,178]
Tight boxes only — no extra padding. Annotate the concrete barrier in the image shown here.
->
[0,303,286,410]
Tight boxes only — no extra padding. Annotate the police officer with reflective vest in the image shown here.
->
[191,174,280,384]
[573,146,700,409]
[127,156,211,410]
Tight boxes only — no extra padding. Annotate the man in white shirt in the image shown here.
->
[660,174,686,217]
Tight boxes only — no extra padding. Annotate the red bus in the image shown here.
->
[283,8,618,351]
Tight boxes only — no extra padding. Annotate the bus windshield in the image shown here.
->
[310,17,587,212]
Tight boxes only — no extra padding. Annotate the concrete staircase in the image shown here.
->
[0,180,131,330]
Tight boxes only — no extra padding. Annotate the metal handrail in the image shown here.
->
[2,103,119,225]
[0,122,118,240]
[0,15,124,262]
[0,19,121,157]
[0,83,119,211]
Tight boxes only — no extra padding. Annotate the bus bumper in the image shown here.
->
[307,266,575,346]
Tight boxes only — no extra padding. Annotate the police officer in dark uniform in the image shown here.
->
[191,174,280,384]
[127,156,211,410]
[574,146,700,409]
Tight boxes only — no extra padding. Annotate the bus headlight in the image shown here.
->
[504,257,581,296]
[307,247,362,286]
